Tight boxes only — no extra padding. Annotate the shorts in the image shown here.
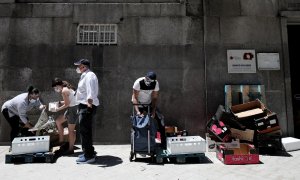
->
[64,106,78,124]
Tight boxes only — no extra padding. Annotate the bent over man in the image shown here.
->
[132,71,166,149]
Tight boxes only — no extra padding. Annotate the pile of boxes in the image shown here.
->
[207,99,284,164]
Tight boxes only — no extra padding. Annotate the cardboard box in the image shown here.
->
[165,126,178,133]
[257,126,281,134]
[231,99,268,120]
[207,117,231,142]
[216,143,259,165]
[230,128,254,142]
[257,131,283,152]
[255,113,280,133]
[206,133,240,152]
[206,133,217,152]
[215,105,246,130]
[165,126,179,137]
[231,100,271,130]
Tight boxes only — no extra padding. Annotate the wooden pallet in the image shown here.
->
[155,149,205,164]
[5,152,54,164]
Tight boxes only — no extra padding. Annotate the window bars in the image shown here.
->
[77,24,117,45]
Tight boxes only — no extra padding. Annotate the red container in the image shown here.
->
[216,143,259,165]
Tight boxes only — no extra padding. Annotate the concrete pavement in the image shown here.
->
[0,144,300,180]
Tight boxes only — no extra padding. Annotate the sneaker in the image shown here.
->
[78,153,85,158]
[78,151,97,158]
[76,156,96,164]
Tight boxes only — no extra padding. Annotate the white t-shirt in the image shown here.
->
[132,77,159,104]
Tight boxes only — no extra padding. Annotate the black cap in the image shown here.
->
[74,59,90,67]
[146,71,156,80]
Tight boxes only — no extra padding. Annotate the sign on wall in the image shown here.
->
[257,53,280,70]
[227,50,256,73]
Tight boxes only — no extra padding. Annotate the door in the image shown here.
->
[287,25,300,138]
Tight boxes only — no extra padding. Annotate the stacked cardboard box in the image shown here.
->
[230,100,283,153]
[208,99,284,156]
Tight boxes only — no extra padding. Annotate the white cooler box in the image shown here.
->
[12,136,50,155]
[167,136,206,155]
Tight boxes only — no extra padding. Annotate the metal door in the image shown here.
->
[287,25,300,138]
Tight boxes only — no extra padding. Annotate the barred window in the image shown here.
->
[77,24,117,45]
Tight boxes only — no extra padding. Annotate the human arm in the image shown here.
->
[132,89,142,116]
[151,91,159,118]
[17,103,32,128]
[85,73,99,108]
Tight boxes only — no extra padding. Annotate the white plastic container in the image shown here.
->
[167,136,206,155]
[48,102,58,112]
[282,137,300,152]
[11,136,50,155]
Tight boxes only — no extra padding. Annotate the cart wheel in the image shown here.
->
[129,152,135,162]
[176,157,186,164]
[156,157,163,164]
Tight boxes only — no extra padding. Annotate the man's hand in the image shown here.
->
[24,122,33,129]
[137,111,143,117]
[87,99,93,108]
[39,105,46,110]
[151,112,156,118]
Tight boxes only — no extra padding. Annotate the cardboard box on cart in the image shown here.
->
[216,143,259,165]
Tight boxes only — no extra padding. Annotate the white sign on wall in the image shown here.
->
[227,50,256,73]
[257,53,280,70]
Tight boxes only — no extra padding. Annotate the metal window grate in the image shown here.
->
[77,24,117,45]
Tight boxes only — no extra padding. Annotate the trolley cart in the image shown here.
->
[129,104,157,162]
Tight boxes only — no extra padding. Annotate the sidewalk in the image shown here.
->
[0,144,300,180]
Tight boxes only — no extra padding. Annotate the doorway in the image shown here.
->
[287,25,300,138]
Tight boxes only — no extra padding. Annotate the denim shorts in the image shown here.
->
[64,106,78,124]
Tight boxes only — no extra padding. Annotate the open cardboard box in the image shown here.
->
[231,99,271,129]
[231,99,268,120]
[230,128,254,142]
[216,143,259,165]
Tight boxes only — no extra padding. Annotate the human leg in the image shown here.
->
[65,106,78,151]
[55,115,66,144]
[67,124,76,151]
[2,109,21,142]
[77,104,97,160]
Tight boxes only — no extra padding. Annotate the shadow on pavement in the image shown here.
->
[94,155,123,167]
[133,156,213,165]
[259,149,292,157]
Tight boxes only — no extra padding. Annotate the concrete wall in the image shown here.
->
[0,0,296,143]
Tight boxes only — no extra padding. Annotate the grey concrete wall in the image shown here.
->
[0,0,296,143]
[203,0,290,135]
[0,2,206,144]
